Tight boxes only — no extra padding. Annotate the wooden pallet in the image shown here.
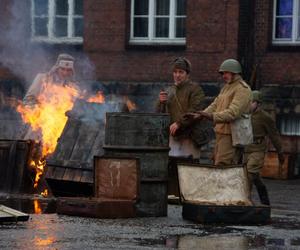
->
[0,205,29,222]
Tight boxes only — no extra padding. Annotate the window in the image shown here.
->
[130,0,186,45]
[273,0,300,45]
[31,0,83,44]
[279,115,300,135]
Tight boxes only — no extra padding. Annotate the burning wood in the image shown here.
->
[87,91,105,103]
[17,82,80,192]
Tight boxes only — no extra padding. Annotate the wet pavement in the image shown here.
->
[0,178,299,250]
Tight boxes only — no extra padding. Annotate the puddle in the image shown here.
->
[132,235,300,249]
[0,196,57,214]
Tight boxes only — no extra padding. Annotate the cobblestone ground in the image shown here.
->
[0,179,299,250]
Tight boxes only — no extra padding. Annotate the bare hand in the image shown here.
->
[170,122,179,136]
[159,91,168,103]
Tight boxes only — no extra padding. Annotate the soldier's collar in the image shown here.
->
[228,74,242,84]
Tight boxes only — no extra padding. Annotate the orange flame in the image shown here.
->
[41,189,48,197]
[29,159,46,188]
[33,199,42,214]
[17,82,79,190]
[87,91,105,103]
[125,97,137,111]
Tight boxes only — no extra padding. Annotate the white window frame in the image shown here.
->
[272,0,300,45]
[130,0,186,45]
[31,0,83,44]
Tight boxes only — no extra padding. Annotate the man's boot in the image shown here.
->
[253,176,270,205]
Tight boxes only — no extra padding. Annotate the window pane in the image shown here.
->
[34,17,48,36]
[56,0,68,15]
[74,0,83,15]
[156,0,170,15]
[34,0,48,16]
[134,17,148,37]
[276,0,293,15]
[298,17,300,39]
[134,0,149,15]
[74,18,83,37]
[55,17,68,37]
[155,17,169,37]
[275,17,292,38]
[176,0,186,15]
[176,17,185,37]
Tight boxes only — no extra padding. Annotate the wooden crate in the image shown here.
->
[57,197,136,218]
[0,140,34,193]
[261,152,296,179]
[94,156,140,200]
[45,165,93,197]
[268,135,300,153]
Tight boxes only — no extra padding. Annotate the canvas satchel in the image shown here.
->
[230,114,253,147]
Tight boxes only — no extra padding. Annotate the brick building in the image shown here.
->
[0,0,299,174]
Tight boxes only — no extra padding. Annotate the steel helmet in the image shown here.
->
[252,90,263,103]
[219,59,242,74]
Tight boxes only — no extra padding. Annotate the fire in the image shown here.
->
[17,82,79,190]
[33,199,42,214]
[29,159,46,188]
[87,91,105,103]
[125,97,137,111]
[41,189,48,197]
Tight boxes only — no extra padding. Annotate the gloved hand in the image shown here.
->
[183,112,202,121]
[278,153,285,165]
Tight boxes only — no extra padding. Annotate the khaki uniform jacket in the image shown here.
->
[204,75,251,135]
[245,109,282,153]
[156,79,205,128]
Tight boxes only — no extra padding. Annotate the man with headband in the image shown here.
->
[23,53,78,105]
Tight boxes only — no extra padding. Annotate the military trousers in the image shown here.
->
[214,133,243,166]
[244,151,270,205]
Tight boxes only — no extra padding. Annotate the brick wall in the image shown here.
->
[254,1,300,86]
[0,0,240,89]
[84,0,240,83]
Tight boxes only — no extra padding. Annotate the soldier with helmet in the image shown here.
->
[187,59,252,165]
[244,90,284,205]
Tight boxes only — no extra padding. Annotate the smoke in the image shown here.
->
[0,0,95,89]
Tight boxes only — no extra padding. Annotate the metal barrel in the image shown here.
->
[103,112,170,217]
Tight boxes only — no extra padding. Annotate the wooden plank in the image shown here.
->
[53,166,66,180]
[69,123,100,163]
[50,119,81,163]
[11,141,30,193]
[0,205,29,222]
[72,169,83,182]
[45,165,55,179]
[80,170,93,183]
[62,168,76,182]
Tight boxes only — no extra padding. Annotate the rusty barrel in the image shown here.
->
[103,112,170,217]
